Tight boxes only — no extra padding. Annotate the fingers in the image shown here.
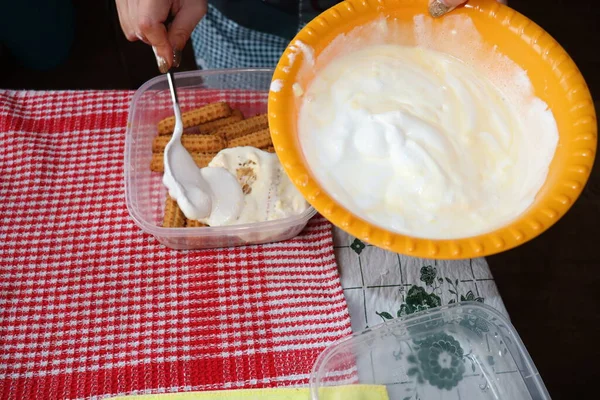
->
[167,1,208,67]
[144,22,173,73]
[428,0,466,18]
[440,0,466,6]
[115,0,172,72]
[137,0,173,72]
[429,0,507,18]
[116,0,136,41]
[115,0,206,72]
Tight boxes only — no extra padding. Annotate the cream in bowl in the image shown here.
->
[298,43,558,239]
[268,0,596,258]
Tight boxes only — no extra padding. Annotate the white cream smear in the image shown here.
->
[206,147,309,225]
[298,44,558,239]
[270,79,284,92]
[163,104,244,226]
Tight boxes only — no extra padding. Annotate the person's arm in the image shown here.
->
[429,0,508,18]
[116,0,208,72]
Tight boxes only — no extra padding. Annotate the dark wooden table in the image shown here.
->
[482,2,600,398]
[0,1,598,398]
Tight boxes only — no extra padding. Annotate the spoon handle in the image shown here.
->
[166,70,179,107]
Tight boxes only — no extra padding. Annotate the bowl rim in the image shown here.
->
[267,0,597,259]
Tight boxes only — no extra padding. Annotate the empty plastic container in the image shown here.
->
[311,302,549,400]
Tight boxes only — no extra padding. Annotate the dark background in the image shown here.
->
[1,0,598,398]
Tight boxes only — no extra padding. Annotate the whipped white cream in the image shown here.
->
[206,147,309,225]
[163,103,244,226]
[298,44,558,239]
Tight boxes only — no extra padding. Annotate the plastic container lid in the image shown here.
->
[310,302,549,400]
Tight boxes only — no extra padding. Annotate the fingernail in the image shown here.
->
[153,46,169,73]
[429,0,454,18]
[173,48,182,68]
[157,56,169,73]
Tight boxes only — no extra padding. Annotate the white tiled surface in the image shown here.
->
[333,227,508,333]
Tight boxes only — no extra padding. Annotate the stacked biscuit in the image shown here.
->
[152,101,274,228]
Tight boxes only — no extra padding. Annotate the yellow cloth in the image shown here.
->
[111,385,389,400]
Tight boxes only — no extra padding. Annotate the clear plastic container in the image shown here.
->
[124,68,316,249]
[311,302,550,400]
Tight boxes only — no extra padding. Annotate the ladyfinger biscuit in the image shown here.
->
[213,114,268,140]
[197,109,244,134]
[258,144,274,152]
[157,102,231,135]
[186,219,207,228]
[228,128,272,149]
[150,152,216,172]
[163,197,185,228]
[152,134,226,153]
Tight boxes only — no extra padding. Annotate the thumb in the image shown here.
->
[167,2,208,67]
[137,17,173,73]
[429,0,466,18]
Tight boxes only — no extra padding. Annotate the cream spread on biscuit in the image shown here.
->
[298,45,558,239]
[204,147,309,225]
[163,103,244,226]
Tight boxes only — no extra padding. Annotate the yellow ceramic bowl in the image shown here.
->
[268,0,597,259]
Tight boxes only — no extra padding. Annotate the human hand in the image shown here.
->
[429,0,507,18]
[116,0,207,73]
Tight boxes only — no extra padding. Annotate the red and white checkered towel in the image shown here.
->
[0,90,352,400]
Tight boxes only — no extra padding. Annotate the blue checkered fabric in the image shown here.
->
[191,4,290,69]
